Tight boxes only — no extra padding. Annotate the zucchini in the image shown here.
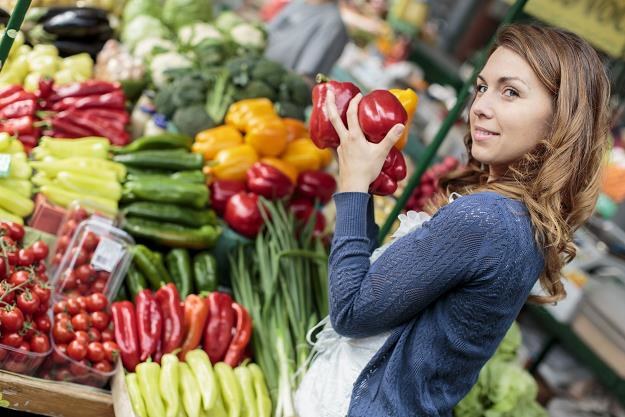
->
[122,179,209,208]
[113,149,204,171]
[121,202,217,227]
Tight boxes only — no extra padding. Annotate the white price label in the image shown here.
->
[0,154,11,178]
[90,237,124,273]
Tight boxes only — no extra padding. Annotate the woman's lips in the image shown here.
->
[473,127,500,142]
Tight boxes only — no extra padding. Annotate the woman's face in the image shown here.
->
[469,46,554,177]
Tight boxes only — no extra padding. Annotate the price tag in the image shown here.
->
[0,154,11,178]
[91,237,124,273]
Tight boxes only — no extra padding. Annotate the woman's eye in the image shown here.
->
[503,88,519,97]
[476,84,487,93]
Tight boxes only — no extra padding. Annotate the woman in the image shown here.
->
[320,24,610,416]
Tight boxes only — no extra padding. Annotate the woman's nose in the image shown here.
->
[471,94,495,119]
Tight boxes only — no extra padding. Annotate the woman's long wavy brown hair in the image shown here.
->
[429,24,611,304]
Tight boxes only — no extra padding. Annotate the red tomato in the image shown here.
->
[54,368,72,381]
[55,312,71,322]
[17,290,40,315]
[30,334,51,353]
[61,220,77,237]
[67,340,88,361]
[73,330,89,345]
[55,235,70,254]
[87,327,101,342]
[32,283,51,306]
[5,250,18,266]
[70,359,90,376]
[66,297,82,315]
[17,248,35,267]
[31,240,49,262]
[96,271,110,281]
[70,208,89,222]
[102,341,120,363]
[9,270,30,287]
[0,257,7,280]
[52,344,68,364]
[17,341,30,352]
[35,301,48,316]
[71,248,88,267]
[35,315,51,333]
[52,253,62,266]
[21,321,36,340]
[82,232,100,253]
[87,293,108,312]
[53,318,75,344]
[71,312,90,331]
[4,222,24,242]
[90,311,109,331]
[0,306,24,332]
[91,278,107,294]
[0,281,16,304]
[87,342,105,362]
[1,332,23,347]
[93,360,113,373]
[53,300,68,314]
[36,260,46,274]
[101,328,114,342]
[76,296,89,311]
[62,271,78,291]
[75,265,94,284]
[78,283,90,296]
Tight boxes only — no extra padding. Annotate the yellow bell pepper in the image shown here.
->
[193,126,244,161]
[283,118,309,142]
[389,88,418,150]
[260,158,298,184]
[244,118,288,157]
[225,98,275,132]
[206,144,259,182]
[280,138,321,172]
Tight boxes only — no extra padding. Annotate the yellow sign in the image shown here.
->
[515,0,625,58]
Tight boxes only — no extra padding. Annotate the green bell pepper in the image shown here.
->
[166,249,194,299]
[192,252,218,292]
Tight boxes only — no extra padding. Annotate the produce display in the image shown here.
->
[0,134,34,223]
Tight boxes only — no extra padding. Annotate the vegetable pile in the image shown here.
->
[0,134,34,223]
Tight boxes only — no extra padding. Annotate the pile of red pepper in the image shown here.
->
[310,77,410,196]
[39,80,130,146]
[112,283,252,371]
[0,85,41,151]
[213,169,336,238]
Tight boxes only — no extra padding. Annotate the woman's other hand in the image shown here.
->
[326,90,404,193]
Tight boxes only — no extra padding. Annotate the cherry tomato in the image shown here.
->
[36,261,46,275]
[70,360,90,377]
[32,283,51,305]
[17,248,35,267]
[1,332,23,347]
[35,302,48,316]
[74,265,93,284]
[52,253,62,266]
[101,328,114,342]
[91,277,107,294]
[17,290,40,315]
[66,297,82,315]
[30,334,50,353]
[93,360,113,373]
[31,240,49,262]
[78,283,90,296]
[76,296,89,311]
[0,306,24,332]
[97,271,110,281]
[5,250,18,266]
[82,232,100,253]
[53,300,68,314]
[60,220,77,237]
[71,312,90,332]
[70,208,88,222]
[52,344,68,364]
[17,341,30,352]
[55,235,70,254]
[9,270,30,287]
[73,330,89,345]
[53,318,75,344]
[54,311,71,322]
[102,341,120,363]
[71,248,88,267]
[87,342,105,362]
[87,327,101,342]
[4,222,24,242]
[90,311,109,331]
[67,340,88,361]
[21,321,36,340]
[0,258,7,280]
[35,315,51,333]
[54,368,72,381]
[87,292,108,312]
[62,271,78,291]
[0,281,16,304]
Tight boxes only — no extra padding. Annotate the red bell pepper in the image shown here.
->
[289,198,326,235]
[203,292,235,364]
[246,162,293,200]
[358,90,407,144]
[135,289,163,362]
[0,90,36,108]
[65,109,130,145]
[369,147,407,196]
[295,171,337,205]
[51,91,126,112]
[369,171,398,196]
[224,192,264,238]
[0,116,36,135]
[0,85,22,99]
[179,294,210,360]
[49,80,120,101]
[0,99,37,119]
[155,283,184,358]
[310,75,360,149]
[37,78,55,101]
[50,113,98,138]
[111,301,140,372]
[82,108,130,124]
[224,303,252,367]
[209,180,247,216]
[17,133,39,148]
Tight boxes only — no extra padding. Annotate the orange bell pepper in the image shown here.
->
[260,157,298,184]
[389,88,418,150]
[317,147,334,168]
[193,125,243,160]
[225,98,275,132]
[244,117,288,157]
[280,138,321,172]
[206,144,259,182]
[283,118,309,142]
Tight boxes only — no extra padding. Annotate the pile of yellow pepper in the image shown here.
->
[193,98,333,183]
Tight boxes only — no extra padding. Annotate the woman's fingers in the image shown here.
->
[382,124,405,152]
[346,93,364,140]
[325,90,349,141]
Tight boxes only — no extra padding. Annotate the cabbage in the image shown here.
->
[162,0,213,31]
[134,38,176,61]
[178,23,223,47]
[122,16,171,51]
[150,52,193,88]
[123,0,161,22]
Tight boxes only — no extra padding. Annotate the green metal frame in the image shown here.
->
[0,0,31,72]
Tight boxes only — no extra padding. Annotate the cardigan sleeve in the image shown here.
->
[329,192,512,338]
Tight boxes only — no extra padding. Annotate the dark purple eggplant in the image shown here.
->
[43,12,111,38]
[38,7,108,24]
[54,38,107,58]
